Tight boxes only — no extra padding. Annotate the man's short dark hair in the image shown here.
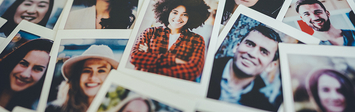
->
[295,0,327,13]
[239,25,282,61]
[153,0,210,30]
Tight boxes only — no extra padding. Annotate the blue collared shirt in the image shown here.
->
[218,59,254,104]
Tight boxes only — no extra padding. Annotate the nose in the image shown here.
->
[26,5,37,14]
[88,72,99,80]
[247,47,258,59]
[19,67,32,78]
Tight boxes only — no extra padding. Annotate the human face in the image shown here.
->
[233,30,278,76]
[122,99,149,112]
[298,3,330,31]
[9,50,49,92]
[80,58,111,98]
[13,0,50,24]
[168,5,188,30]
[318,75,346,112]
[234,0,258,7]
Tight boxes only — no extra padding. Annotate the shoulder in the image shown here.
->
[184,31,205,43]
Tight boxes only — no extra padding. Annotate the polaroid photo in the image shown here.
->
[283,0,355,46]
[0,22,54,111]
[0,0,68,38]
[0,17,7,43]
[87,70,197,112]
[202,5,321,111]
[57,0,143,30]
[35,30,130,112]
[219,0,291,34]
[118,0,225,97]
[279,43,355,112]
[0,20,55,58]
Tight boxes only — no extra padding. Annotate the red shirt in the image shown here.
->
[130,26,205,81]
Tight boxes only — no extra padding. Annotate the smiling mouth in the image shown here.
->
[14,76,32,86]
[241,56,256,67]
[85,83,100,88]
[21,16,36,21]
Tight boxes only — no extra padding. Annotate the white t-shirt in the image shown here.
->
[168,33,180,49]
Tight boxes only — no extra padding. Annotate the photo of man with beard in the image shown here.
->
[296,0,355,46]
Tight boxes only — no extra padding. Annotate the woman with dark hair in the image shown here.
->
[65,0,138,29]
[0,0,54,37]
[306,69,355,112]
[130,0,210,81]
[221,0,284,25]
[46,45,120,112]
[0,39,53,111]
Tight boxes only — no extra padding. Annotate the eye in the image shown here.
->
[82,69,91,73]
[33,67,44,72]
[245,40,255,47]
[183,13,188,16]
[24,3,32,6]
[19,61,29,67]
[260,49,269,56]
[322,87,330,92]
[98,69,106,73]
[38,4,47,8]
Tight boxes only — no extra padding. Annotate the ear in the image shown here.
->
[326,10,330,17]
[265,61,278,72]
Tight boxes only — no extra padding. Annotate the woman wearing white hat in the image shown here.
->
[46,45,119,112]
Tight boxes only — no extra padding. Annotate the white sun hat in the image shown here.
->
[61,45,119,81]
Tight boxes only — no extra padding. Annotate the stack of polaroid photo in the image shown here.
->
[0,0,354,112]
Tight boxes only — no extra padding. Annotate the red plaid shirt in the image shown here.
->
[130,26,205,81]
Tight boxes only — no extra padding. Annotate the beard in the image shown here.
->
[309,18,331,31]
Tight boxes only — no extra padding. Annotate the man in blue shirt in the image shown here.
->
[207,25,282,111]
[296,0,355,46]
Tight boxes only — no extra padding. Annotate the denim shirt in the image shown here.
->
[319,29,355,46]
[218,59,254,104]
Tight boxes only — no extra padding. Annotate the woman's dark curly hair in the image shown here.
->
[154,0,210,30]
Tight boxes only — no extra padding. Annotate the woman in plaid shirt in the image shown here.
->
[130,0,210,81]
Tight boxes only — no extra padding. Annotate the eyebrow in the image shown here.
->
[21,59,47,68]
[24,0,49,4]
[172,9,187,13]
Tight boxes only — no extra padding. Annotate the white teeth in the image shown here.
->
[86,83,99,87]
[244,59,253,65]
[23,17,35,21]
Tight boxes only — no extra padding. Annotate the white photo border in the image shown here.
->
[279,43,355,112]
[118,0,225,97]
[0,20,55,55]
[87,70,197,112]
[201,5,320,111]
[36,30,131,112]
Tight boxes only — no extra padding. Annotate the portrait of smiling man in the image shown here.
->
[207,25,282,111]
[296,0,355,46]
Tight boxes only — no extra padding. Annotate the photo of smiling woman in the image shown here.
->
[306,69,355,112]
[0,0,54,37]
[130,0,210,81]
[0,39,53,111]
[65,0,138,29]
[45,40,127,112]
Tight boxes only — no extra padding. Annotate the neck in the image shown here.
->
[168,26,182,35]
[228,62,256,91]
[88,96,94,105]
[96,0,110,17]
[0,89,14,107]
[313,24,342,40]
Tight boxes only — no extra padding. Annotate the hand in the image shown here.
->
[176,58,187,64]
[138,43,148,52]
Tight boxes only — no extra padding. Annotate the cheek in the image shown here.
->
[80,74,89,83]
[32,72,45,82]
[38,7,49,16]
